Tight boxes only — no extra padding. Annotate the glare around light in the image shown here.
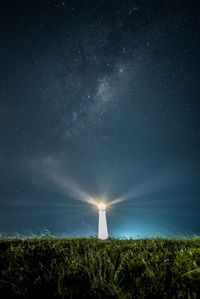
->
[98,202,106,211]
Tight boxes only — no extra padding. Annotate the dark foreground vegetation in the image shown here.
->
[0,237,200,298]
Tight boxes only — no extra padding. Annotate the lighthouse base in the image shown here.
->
[98,211,108,240]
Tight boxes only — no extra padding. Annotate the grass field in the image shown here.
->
[0,237,200,298]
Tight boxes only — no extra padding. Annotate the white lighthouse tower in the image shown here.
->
[98,203,108,240]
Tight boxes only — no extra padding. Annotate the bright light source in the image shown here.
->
[98,202,106,211]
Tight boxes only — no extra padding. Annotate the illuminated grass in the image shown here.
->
[0,237,200,298]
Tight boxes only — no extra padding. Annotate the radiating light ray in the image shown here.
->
[109,167,186,206]
[6,200,88,209]
[111,196,185,208]
[32,208,93,217]
[29,156,98,207]
[49,172,97,206]
[111,206,143,211]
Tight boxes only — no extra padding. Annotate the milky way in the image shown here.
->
[0,0,200,237]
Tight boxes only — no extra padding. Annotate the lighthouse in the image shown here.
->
[98,202,108,240]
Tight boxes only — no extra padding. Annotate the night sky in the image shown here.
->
[0,0,200,238]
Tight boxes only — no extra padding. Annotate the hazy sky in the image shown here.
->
[0,0,200,237]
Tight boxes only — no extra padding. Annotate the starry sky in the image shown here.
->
[0,0,200,238]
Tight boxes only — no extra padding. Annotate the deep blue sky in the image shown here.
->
[0,0,200,237]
